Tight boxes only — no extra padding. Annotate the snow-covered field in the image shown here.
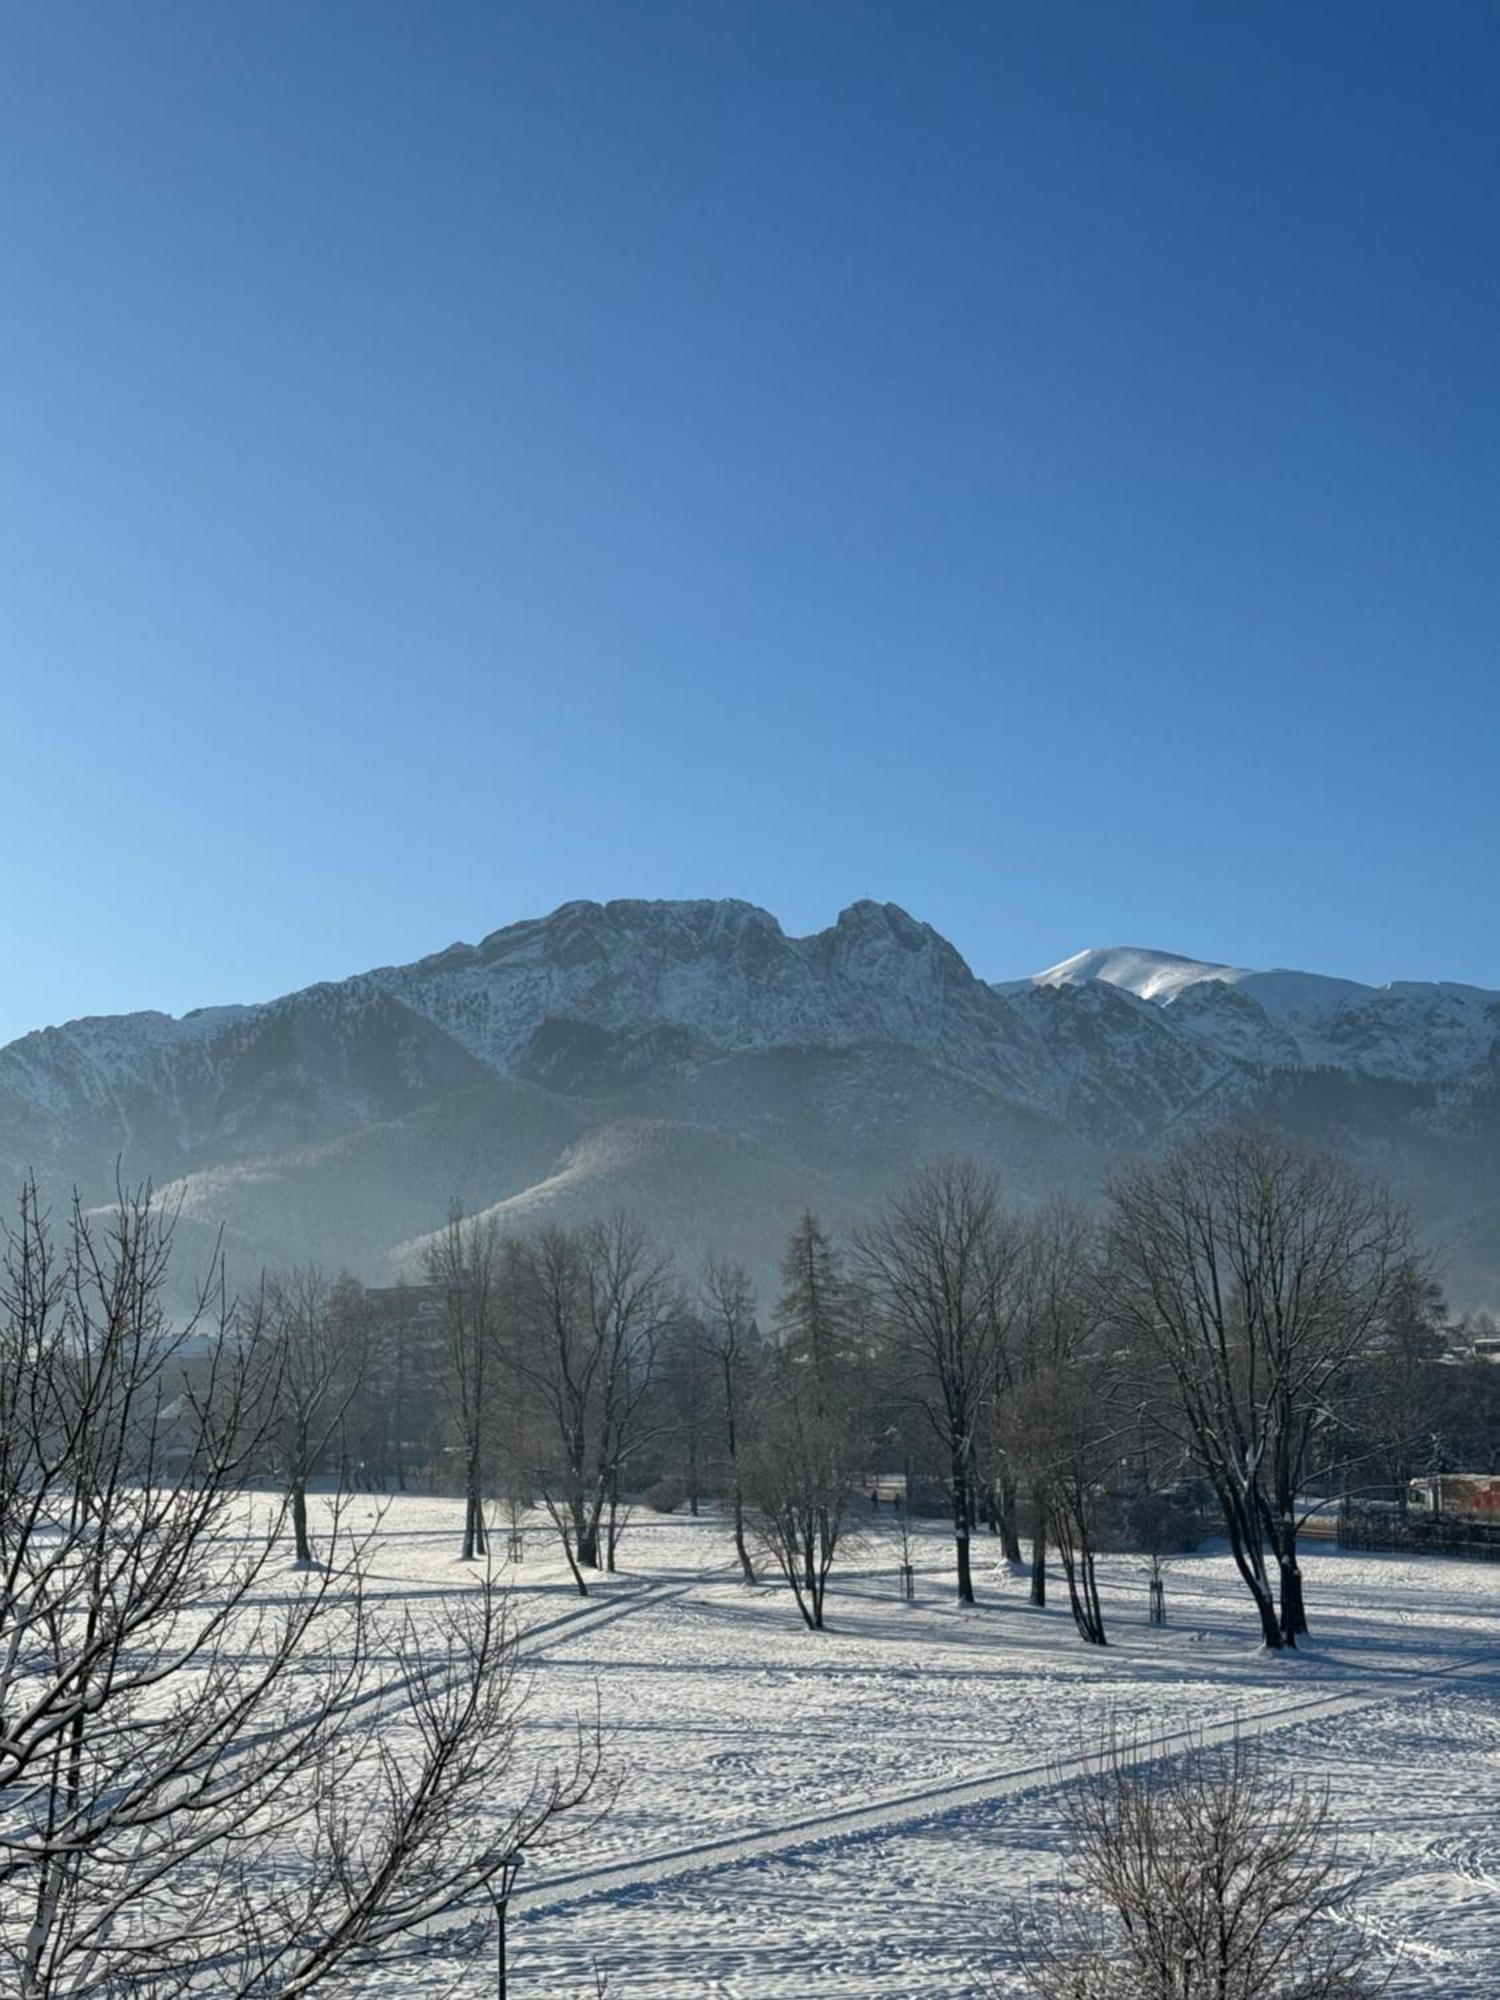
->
[320,1499,1500,1998]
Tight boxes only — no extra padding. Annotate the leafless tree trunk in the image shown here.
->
[659,1313,714,1518]
[1011,1356,1114,1647]
[511,1217,673,1583]
[263,1268,365,1566]
[1028,1495,1047,1608]
[700,1257,761,1585]
[1105,1132,1408,1648]
[857,1164,1017,1606]
[742,1344,853,1631]
[995,1205,1098,1614]
[424,1208,503,1562]
[1049,1477,1107,1648]
[604,1466,630,1572]
[996,1472,1023,1564]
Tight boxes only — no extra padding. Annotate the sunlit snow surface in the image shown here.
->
[302,1502,1499,1997]
[1029,943,1500,1082]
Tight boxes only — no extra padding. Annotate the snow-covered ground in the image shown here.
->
[314,1499,1500,1998]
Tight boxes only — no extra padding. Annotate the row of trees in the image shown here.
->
[1,1127,1468,1990]
[730,1137,1421,1651]
[258,1128,1471,1654]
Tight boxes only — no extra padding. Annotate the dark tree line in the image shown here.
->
[649,1136,1448,1651]
[244,1129,1476,1653]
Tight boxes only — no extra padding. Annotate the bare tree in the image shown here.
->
[263,1268,365,1567]
[1011,1361,1114,1646]
[1005,1730,1381,1999]
[1106,1132,1409,1647]
[998,1205,1097,1610]
[699,1257,761,1584]
[424,1208,503,1561]
[658,1312,715,1518]
[0,1182,602,1998]
[857,1163,1017,1605]
[511,1216,674,1583]
[742,1341,855,1631]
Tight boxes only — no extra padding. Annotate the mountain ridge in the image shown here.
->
[4,899,1498,1306]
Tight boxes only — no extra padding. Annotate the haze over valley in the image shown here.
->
[7,896,1498,1306]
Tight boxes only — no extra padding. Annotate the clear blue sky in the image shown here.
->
[2,3,1497,1044]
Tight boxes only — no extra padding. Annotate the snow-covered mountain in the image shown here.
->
[1032,944,1500,1086]
[3,901,1498,1305]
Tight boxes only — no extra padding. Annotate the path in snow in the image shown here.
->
[514,1623,1496,1918]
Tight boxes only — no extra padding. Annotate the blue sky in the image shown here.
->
[2,3,1497,1044]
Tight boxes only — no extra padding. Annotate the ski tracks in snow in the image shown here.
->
[513,1617,1497,1921]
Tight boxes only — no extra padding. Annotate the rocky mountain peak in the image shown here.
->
[4,900,1500,1310]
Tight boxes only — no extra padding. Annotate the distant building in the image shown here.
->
[1408,1473,1500,1518]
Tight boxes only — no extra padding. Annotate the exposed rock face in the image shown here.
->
[4,902,1498,1306]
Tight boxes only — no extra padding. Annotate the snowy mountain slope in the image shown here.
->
[390,1039,1107,1283]
[2,899,1498,1305]
[0,985,492,1188]
[364,899,1056,1101]
[1031,944,1500,1085]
